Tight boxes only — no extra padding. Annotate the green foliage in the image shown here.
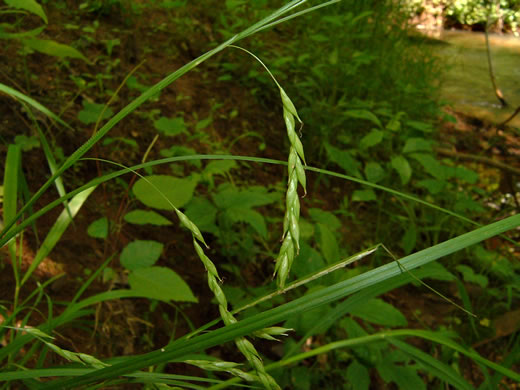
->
[87,216,109,238]
[132,174,199,209]
[0,1,519,389]
[0,0,88,62]
[128,266,198,303]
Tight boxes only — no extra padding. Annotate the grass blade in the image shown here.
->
[388,338,472,390]
[0,154,504,249]
[0,0,318,245]
[0,83,72,130]
[3,144,21,269]
[20,186,96,287]
[38,213,520,389]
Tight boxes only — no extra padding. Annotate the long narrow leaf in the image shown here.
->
[0,155,499,249]
[388,338,472,390]
[0,83,72,130]
[0,0,317,244]
[20,186,96,287]
[39,214,520,389]
[25,106,71,217]
[3,144,21,266]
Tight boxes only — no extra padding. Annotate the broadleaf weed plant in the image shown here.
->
[0,1,519,389]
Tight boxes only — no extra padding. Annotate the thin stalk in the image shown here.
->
[485,3,508,107]
[1,154,517,250]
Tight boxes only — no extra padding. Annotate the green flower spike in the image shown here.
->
[176,209,280,390]
[274,87,306,289]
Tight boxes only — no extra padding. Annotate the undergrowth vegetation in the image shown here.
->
[0,0,519,389]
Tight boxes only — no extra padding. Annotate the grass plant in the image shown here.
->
[0,1,519,389]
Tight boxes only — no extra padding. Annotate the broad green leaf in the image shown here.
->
[345,109,382,128]
[184,197,218,234]
[359,129,384,150]
[388,338,472,390]
[453,166,478,184]
[195,117,212,130]
[128,266,197,302]
[455,265,488,288]
[77,101,113,125]
[325,143,361,177]
[213,185,279,210]
[341,317,376,363]
[406,120,433,133]
[153,116,187,136]
[416,179,446,195]
[310,33,329,42]
[120,240,163,271]
[350,298,407,327]
[0,82,72,129]
[411,153,446,180]
[364,161,385,183]
[402,224,416,254]
[346,361,370,390]
[351,189,376,202]
[3,145,20,263]
[0,25,45,39]
[203,160,237,177]
[377,361,425,390]
[22,38,89,62]
[289,366,312,390]
[226,208,267,238]
[14,135,40,151]
[391,155,412,185]
[308,208,341,231]
[317,223,339,263]
[403,138,432,154]
[124,210,172,226]
[4,0,47,23]
[133,175,198,210]
[419,262,455,282]
[291,242,326,281]
[21,187,96,286]
[87,217,108,239]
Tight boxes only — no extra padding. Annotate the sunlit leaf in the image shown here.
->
[351,189,377,202]
[4,0,47,23]
[124,210,172,226]
[364,161,385,183]
[226,208,267,238]
[133,175,198,210]
[77,101,113,125]
[317,223,339,263]
[87,217,108,239]
[345,109,382,128]
[120,240,163,270]
[128,266,197,302]
[391,155,412,185]
[346,360,370,390]
[350,298,407,327]
[360,129,384,150]
[22,38,89,62]
[154,116,187,136]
